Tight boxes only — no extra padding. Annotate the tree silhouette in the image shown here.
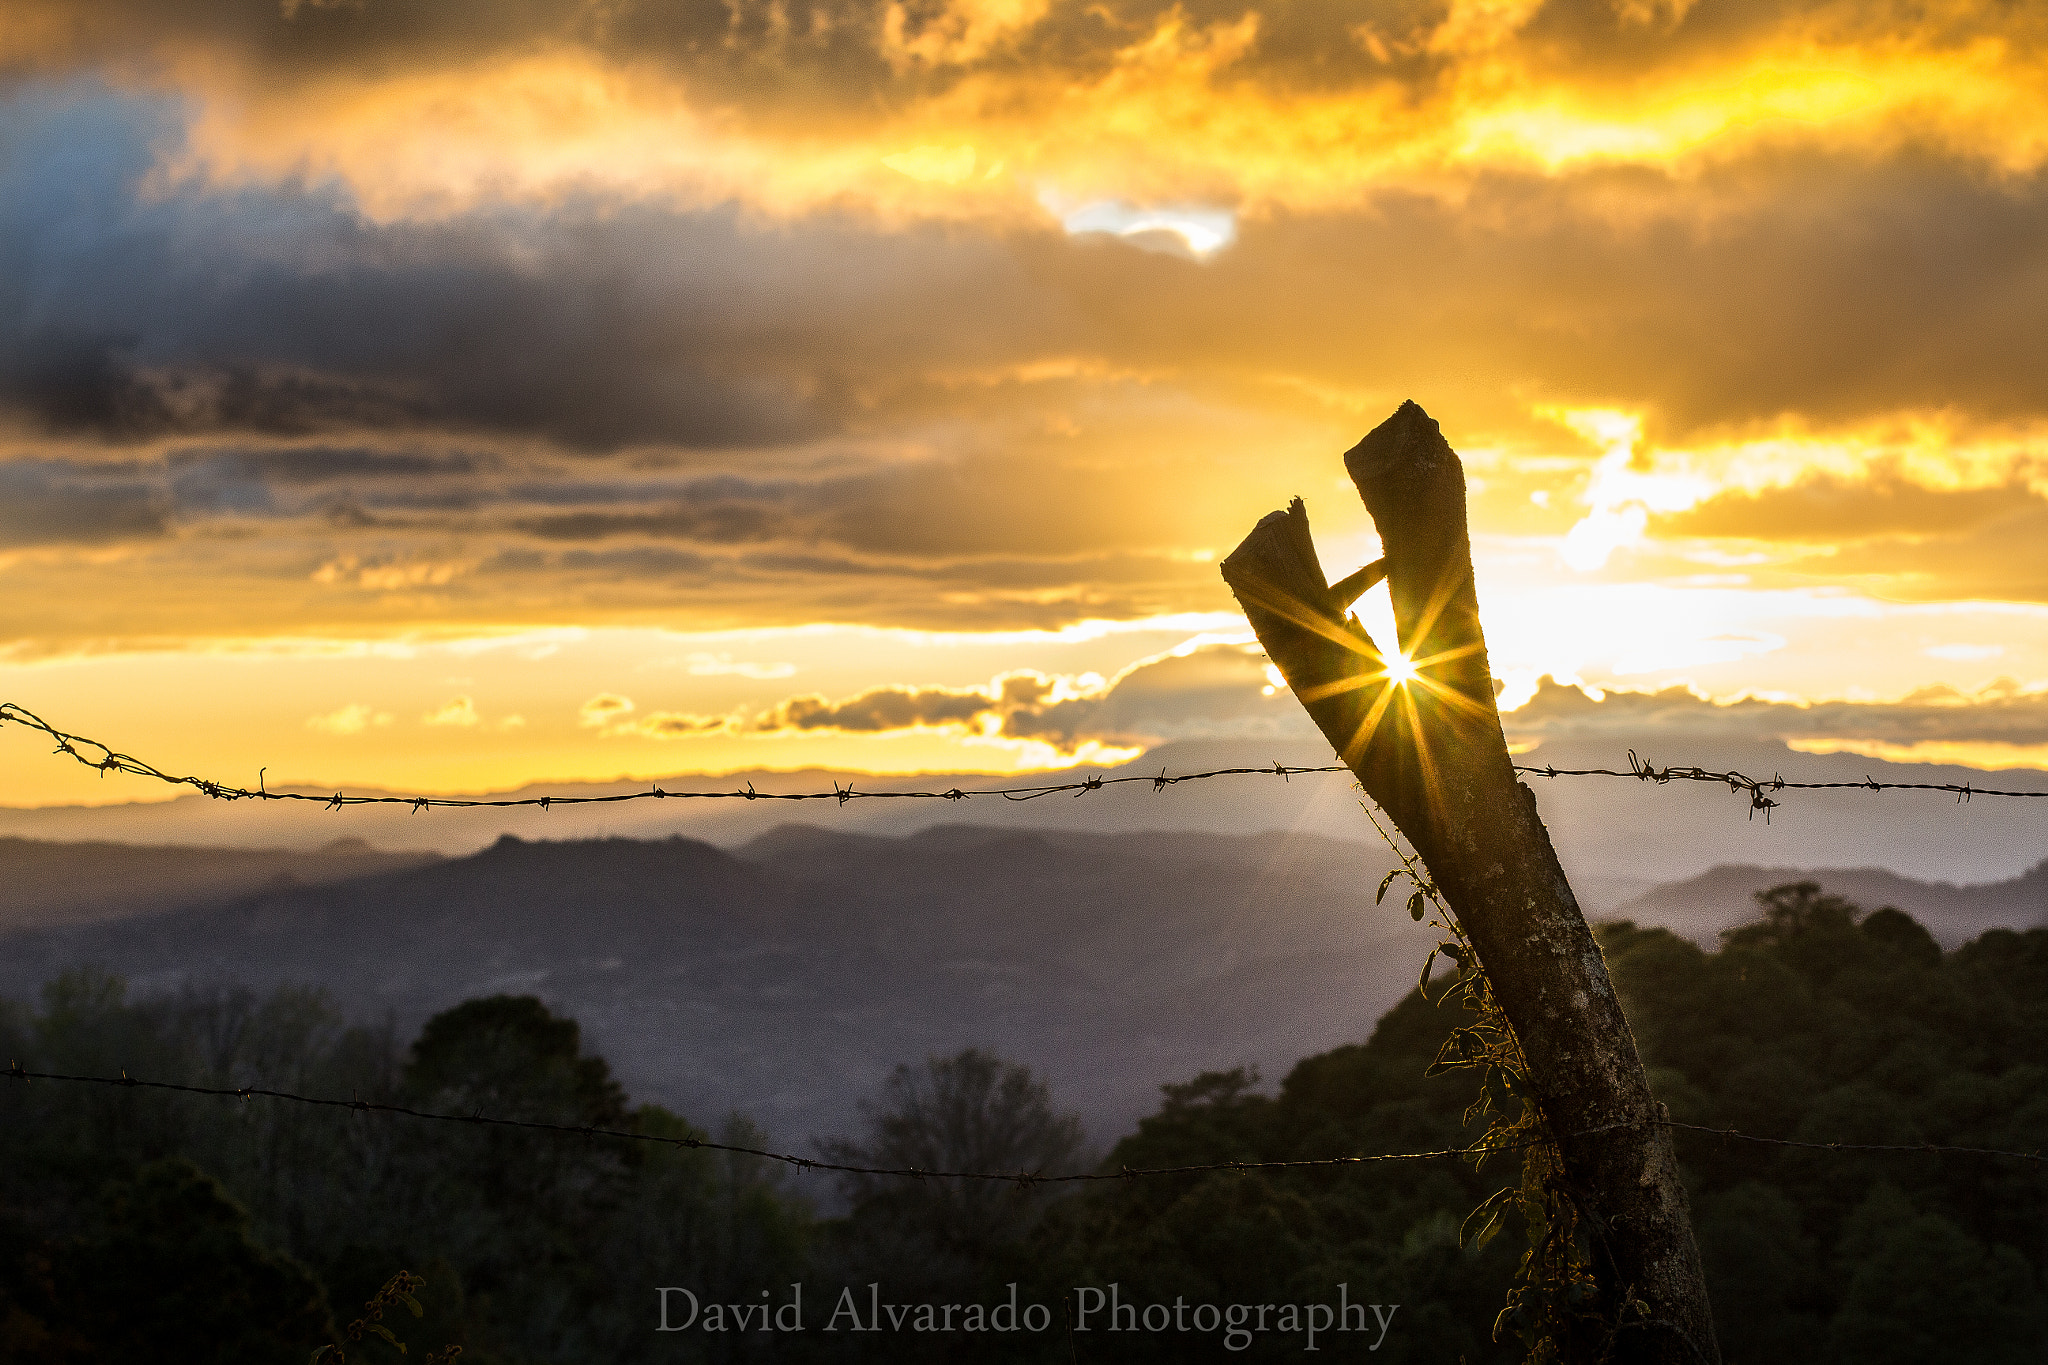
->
[821,1048,1084,1297]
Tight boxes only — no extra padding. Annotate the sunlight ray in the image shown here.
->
[1398,684,1451,818]
[1341,673,1403,766]
[1233,580,1385,661]
[1398,561,1472,658]
[1403,669,1500,724]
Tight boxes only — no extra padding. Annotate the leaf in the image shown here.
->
[369,1325,399,1347]
[399,1293,423,1318]
[1418,948,1438,996]
[1461,1188,1517,1252]
[1376,869,1402,904]
[1407,889,1426,921]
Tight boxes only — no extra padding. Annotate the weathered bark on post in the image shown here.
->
[1221,401,1719,1365]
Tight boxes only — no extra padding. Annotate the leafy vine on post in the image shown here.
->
[1220,400,1720,1365]
[310,1270,462,1365]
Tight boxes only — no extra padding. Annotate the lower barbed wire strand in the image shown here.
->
[5,1064,2042,1177]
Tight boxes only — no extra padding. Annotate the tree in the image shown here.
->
[1827,1184,2047,1364]
[404,994,628,1127]
[49,1158,332,1363]
[821,1049,1084,1285]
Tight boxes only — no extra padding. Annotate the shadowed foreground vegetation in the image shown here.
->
[2,883,2044,1361]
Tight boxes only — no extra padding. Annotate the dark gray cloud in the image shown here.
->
[10,83,2048,472]
[754,684,994,733]
[521,503,784,544]
[163,446,499,516]
[0,460,167,547]
[173,446,495,485]
[0,87,1053,453]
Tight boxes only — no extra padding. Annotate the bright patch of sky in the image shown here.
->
[1047,195,1237,259]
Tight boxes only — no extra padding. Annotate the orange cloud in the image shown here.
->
[7,0,2044,223]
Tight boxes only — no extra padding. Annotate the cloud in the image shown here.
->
[13,2,2046,216]
[683,652,797,680]
[0,461,168,547]
[999,642,1307,747]
[748,643,1311,751]
[577,691,731,738]
[3,17,2048,653]
[0,91,978,452]
[1661,473,2045,543]
[7,23,2046,453]
[421,695,481,727]
[754,685,995,733]
[633,711,733,738]
[579,693,633,728]
[305,702,391,734]
[521,503,785,544]
[10,84,2048,475]
[1504,675,2048,753]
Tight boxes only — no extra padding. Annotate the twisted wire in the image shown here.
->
[7,703,2045,816]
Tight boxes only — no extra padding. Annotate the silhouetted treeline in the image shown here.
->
[1015,883,2048,1362]
[0,985,806,1363]
[3,881,2045,1362]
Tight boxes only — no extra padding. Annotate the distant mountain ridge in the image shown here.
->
[0,824,1433,1145]
[1612,858,2048,948]
[2,821,2038,1145]
[0,836,437,932]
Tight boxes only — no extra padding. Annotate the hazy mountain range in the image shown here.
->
[0,824,1434,1145]
[0,836,435,933]
[3,813,2042,1148]
[1612,860,2048,948]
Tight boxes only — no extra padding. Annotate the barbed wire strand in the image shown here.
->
[7,704,2046,818]
[5,1065,2041,1184]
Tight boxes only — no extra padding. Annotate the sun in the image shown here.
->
[1383,652,1420,686]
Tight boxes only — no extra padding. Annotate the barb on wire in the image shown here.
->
[6,702,2048,816]
[6,1063,2043,1179]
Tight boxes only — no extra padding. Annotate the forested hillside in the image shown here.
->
[2,882,2043,1362]
[0,827,1433,1143]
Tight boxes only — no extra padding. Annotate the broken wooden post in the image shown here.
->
[1221,401,1719,1365]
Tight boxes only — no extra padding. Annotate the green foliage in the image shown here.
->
[5,877,2047,1362]
[0,985,812,1365]
[1600,890,2048,1362]
[1032,882,2048,1362]
[0,1156,332,1363]
[311,1268,461,1365]
[405,997,627,1127]
[807,1050,1085,1362]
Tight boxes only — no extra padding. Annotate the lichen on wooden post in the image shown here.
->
[1221,400,1720,1365]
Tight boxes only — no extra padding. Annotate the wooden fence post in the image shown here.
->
[1220,400,1719,1364]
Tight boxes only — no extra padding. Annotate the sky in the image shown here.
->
[4,0,2048,805]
